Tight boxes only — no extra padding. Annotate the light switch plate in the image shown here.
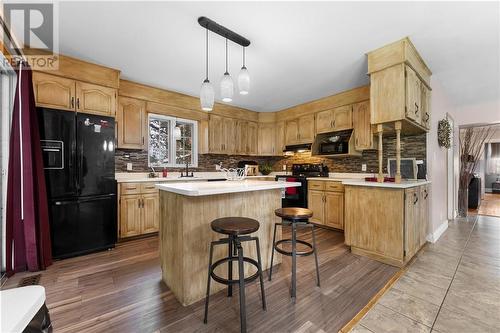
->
[127,163,133,171]
[361,164,367,172]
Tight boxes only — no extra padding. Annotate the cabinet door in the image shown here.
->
[198,119,209,154]
[404,187,421,259]
[32,72,76,111]
[298,114,315,143]
[209,114,224,153]
[325,192,344,230]
[117,97,145,149]
[419,185,429,247]
[247,121,258,155]
[142,193,159,234]
[222,117,236,154]
[258,123,276,156]
[332,105,353,131]
[285,119,299,145]
[119,194,142,238]
[352,101,372,150]
[307,190,325,224]
[235,120,248,154]
[420,84,431,129]
[76,81,117,117]
[275,121,285,155]
[405,66,421,123]
[315,109,333,134]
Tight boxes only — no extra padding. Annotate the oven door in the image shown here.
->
[275,176,307,208]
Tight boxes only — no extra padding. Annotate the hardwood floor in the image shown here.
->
[478,193,500,217]
[3,228,398,333]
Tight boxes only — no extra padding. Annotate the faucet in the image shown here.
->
[149,167,157,178]
[180,156,194,177]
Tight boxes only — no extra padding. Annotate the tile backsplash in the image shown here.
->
[115,133,426,174]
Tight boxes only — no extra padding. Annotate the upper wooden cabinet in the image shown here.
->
[33,72,76,110]
[208,115,258,156]
[33,72,118,117]
[117,97,145,149]
[352,101,373,150]
[76,81,117,117]
[247,121,258,155]
[285,114,315,145]
[367,38,431,133]
[209,114,224,154]
[315,105,353,134]
[258,122,276,156]
[275,121,285,155]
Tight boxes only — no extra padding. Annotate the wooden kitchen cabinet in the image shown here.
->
[235,120,248,155]
[285,119,299,145]
[119,194,142,238]
[352,100,373,150]
[209,114,224,153]
[315,105,352,134]
[258,122,276,156]
[33,72,118,116]
[33,72,76,111]
[247,121,258,155]
[117,96,145,149]
[76,81,117,117]
[307,180,344,230]
[275,121,285,154]
[119,182,159,238]
[344,183,430,267]
[285,114,315,145]
[367,38,431,133]
[222,117,237,154]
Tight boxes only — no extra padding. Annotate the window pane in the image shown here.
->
[175,121,193,165]
[149,117,170,166]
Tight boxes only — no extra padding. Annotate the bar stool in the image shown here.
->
[269,207,320,303]
[204,217,266,333]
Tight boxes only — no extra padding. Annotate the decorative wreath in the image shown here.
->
[438,118,452,149]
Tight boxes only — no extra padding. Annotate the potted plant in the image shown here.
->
[259,163,273,176]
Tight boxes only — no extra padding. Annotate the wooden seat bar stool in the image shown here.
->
[204,217,267,333]
[269,208,320,303]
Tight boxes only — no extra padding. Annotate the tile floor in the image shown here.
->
[351,214,500,333]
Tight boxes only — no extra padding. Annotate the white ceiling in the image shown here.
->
[56,1,500,112]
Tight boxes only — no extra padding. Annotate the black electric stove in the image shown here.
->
[276,164,329,208]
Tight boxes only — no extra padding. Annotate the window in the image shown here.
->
[148,114,198,168]
[1,53,17,276]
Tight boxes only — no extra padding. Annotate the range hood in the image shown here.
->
[283,143,312,154]
[311,129,361,157]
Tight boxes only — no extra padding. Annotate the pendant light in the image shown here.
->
[200,28,214,111]
[238,47,250,95]
[220,38,234,102]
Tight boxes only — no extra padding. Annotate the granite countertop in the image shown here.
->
[342,179,431,189]
[156,180,301,196]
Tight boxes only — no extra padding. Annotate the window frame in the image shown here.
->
[147,113,198,168]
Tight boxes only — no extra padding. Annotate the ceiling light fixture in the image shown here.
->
[238,46,250,95]
[197,17,251,109]
[200,28,214,111]
[220,38,234,102]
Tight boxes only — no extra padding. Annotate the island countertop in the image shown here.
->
[156,180,301,196]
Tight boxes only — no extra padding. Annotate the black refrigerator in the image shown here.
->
[38,108,117,259]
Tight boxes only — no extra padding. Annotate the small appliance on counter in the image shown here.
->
[237,160,259,176]
[276,163,329,208]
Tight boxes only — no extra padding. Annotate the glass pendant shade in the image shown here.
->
[200,79,214,111]
[220,72,234,102]
[238,66,250,95]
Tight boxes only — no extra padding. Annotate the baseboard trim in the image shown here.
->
[426,220,448,243]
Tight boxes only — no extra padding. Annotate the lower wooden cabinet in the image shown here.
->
[307,181,344,230]
[344,183,429,267]
[119,182,159,238]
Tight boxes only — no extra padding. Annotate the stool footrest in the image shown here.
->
[210,257,260,285]
[274,239,314,256]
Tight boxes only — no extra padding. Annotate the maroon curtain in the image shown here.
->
[6,62,52,276]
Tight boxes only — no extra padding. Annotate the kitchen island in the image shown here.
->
[156,180,301,306]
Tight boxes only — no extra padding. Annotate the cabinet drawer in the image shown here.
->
[308,181,325,191]
[141,183,159,193]
[325,182,344,192]
[120,183,142,195]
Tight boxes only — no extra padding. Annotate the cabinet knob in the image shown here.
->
[414,103,419,114]
[71,97,75,108]
[76,98,80,109]
[413,192,419,204]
